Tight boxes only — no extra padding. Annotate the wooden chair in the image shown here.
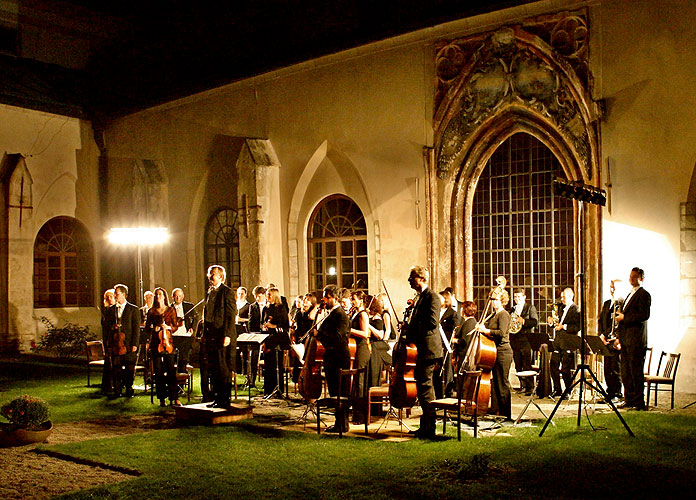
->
[645,351,680,409]
[644,347,653,376]
[316,367,369,437]
[430,370,482,440]
[85,340,105,387]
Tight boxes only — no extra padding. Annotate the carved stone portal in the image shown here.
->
[434,10,600,182]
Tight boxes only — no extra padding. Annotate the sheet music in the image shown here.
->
[237,332,270,343]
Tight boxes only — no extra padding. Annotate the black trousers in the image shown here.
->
[151,349,178,402]
[511,333,534,392]
[490,346,513,419]
[198,339,212,402]
[620,344,646,408]
[603,351,622,398]
[111,351,137,394]
[324,349,351,432]
[550,350,575,393]
[415,358,439,437]
[205,340,234,405]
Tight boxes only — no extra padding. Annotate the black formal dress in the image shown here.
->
[106,301,141,396]
[510,302,538,394]
[350,310,371,423]
[368,316,391,387]
[485,309,513,419]
[550,303,581,395]
[262,303,291,396]
[202,283,237,406]
[317,305,351,432]
[146,307,179,403]
[616,287,651,409]
[598,298,623,399]
[405,286,442,437]
[100,304,114,393]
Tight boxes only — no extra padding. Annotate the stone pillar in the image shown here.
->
[236,139,283,291]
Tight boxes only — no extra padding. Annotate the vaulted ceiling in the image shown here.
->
[0,0,534,121]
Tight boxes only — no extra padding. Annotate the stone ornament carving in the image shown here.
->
[434,11,597,180]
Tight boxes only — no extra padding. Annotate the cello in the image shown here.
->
[382,280,418,410]
[298,303,328,400]
[459,276,507,415]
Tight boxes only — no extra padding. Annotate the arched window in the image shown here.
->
[204,208,241,288]
[472,133,575,322]
[308,195,368,292]
[33,217,94,307]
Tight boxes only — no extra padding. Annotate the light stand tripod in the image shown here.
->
[539,180,634,437]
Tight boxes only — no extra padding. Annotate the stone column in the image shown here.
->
[236,139,283,291]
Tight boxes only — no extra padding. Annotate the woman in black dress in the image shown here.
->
[262,287,291,396]
[146,287,181,407]
[476,290,513,419]
[453,300,478,371]
[349,290,370,424]
[367,295,392,388]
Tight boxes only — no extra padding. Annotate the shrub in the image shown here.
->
[1,395,51,429]
[32,317,97,358]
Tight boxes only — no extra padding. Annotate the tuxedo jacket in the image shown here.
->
[406,287,443,361]
[203,283,237,346]
[559,303,581,335]
[617,287,650,348]
[317,306,351,365]
[237,301,250,322]
[107,301,141,355]
[248,302,263,333]
[598,298,623,338]
[516,303,538,334]
[439,307,460,340]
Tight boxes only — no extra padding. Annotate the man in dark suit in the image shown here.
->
[615,267,651,410]
[202,265,237,408]
[406,265,442,439]
[549,287,580,396]
[598,280,623,403]
[316,284,351,433]
[107,284,141,398]
[243,285,266,387]
[171,288,198,374]
[511,288,538,395]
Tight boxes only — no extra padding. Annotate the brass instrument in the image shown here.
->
[509,312,523,334]
[547,304,560,338]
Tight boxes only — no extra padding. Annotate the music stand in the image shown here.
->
[236,332,268,404]
[585,336,613,357]
[529,332,550,352]
[539,183,633,437]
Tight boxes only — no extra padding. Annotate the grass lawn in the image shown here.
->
[3,358,696,499]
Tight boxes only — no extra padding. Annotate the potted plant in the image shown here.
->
[0,395,53,447]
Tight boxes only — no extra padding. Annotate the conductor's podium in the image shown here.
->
[174,402,254,425]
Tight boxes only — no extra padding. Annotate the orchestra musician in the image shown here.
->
[171,288,197,374]
[244,286,267,387]
[262,287,291,397]
[145,287,181,407]
[367,295,392,388]
[349,290,371,425]
[476,289,513,420]
[405,265,442,439]
[235,287,250,330]
[376,292,397,342]
[100,288,116,393]
[598,279,624,404]
[107,284,141,398]
[510,289,538,396]
[140,290,154,325]
[202,265,237,409]
[549,288,581,397]
[315,284,351,433]
[290,293,319,383]
[435,290,459,398]
[452,301,477,371]
[614,267,650,411]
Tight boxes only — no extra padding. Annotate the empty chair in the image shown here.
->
[316,367,368,437]
[430,370,482,440]
[85,340,106,387]
[644,351,680,409]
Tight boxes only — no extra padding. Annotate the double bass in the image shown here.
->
[459,276,507,415]
[382,280,418,409]
[298,303,328,400]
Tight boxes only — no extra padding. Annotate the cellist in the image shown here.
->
[145,287,181,407]
[475,288,513,420]
[404,266,442,439]
[315,285,351,433]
